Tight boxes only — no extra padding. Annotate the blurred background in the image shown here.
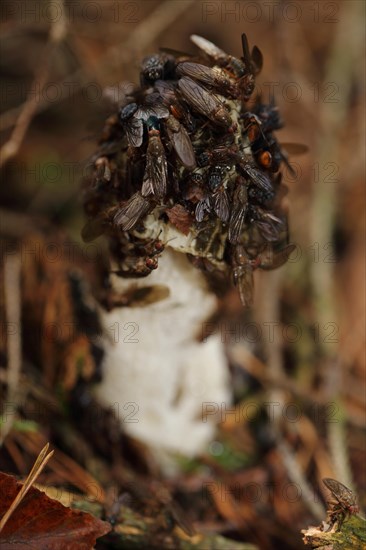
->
[0,1,365,548]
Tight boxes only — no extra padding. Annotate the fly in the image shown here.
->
[232,244,255,307]
[119,97,169,148]
[176,62,238,98]
[141,116,168,199]
[228,179,248,244]
[177,77,233,129]
[113,191,152,231]
[164,114,196,169]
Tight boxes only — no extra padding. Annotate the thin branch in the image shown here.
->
[0,0,67,168]
[0,0,195,135]
[254,269,325,520]
[0,252,22,445]
[309,3,364,492]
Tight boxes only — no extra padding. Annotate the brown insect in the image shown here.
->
[177,76,233,129]
[190,33,263,102]
[112,236,165,278]
[113,191,153,231]
[323,478,359,527]
[141,119,168,199]
[164,114,196,169]
[231,244,255,307]
[254,243,296,270]
[176,61,238,98]
[228,179,248,244]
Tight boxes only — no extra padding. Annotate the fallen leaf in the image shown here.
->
[166,204,193,235]
[0,472,111,549]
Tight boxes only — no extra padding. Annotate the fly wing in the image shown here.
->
[155,80,177,105]
[190,34,228,63]
[124,117,144,147]
[234,265,254,307]
[258,243,296,269]
[251,45,263,74]
[113,192,151,231]
[176,62,215,83]
[229,204,247,243]
[195,197,211,222]
[241,33,262,74]
[178,77,217,117]
[256,212,283,242]
[177,62,237,97]
[228,185,248,244]
[242,164,273,194]
[141,137,168,199]
[166,121,196,169]
[136,104,170,121]
[212,190,230,222]
[241,33,252,71]
[323,478,357,507]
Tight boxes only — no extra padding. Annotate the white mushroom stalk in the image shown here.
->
[96,245,231,461]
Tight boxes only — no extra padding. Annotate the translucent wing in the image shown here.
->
[141,135,168,199]
[195,197,211,222]
[212,190,230,222]
[234,265,254,307]
[190,34,228,63]
[242,164,273,194]
[113,192,151,230]
[124,117,144,147]
[165,117,196,169]
[258,243,296,270]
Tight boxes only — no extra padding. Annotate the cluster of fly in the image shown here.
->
[82,34,300,306]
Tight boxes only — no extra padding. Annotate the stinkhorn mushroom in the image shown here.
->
[82,34,294,459]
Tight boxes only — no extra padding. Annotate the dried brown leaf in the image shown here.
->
[0,472,111,549]
[166,204,193,235]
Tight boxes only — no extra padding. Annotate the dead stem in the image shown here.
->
[255,269,325,521]
[0,0,195,135]
[0,0,67,168]
[310,3,364,491]
[278,440,324,521]
[0,253,22,445]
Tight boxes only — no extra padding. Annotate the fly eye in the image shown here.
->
[154,241,164,252]
[247,125,260,142]
[146,257,158,269]
[259,151,272,168]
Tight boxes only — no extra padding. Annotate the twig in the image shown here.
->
[309,3,364,492]
[278,440,325,521]
[0,253,22,445]
[327,412,356,494]
[255,270,326,520]
[0,443,54,532]
[310,3,364,358]
[254,269,285,423]
[0,0,195,135]
[0,0,67,168]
